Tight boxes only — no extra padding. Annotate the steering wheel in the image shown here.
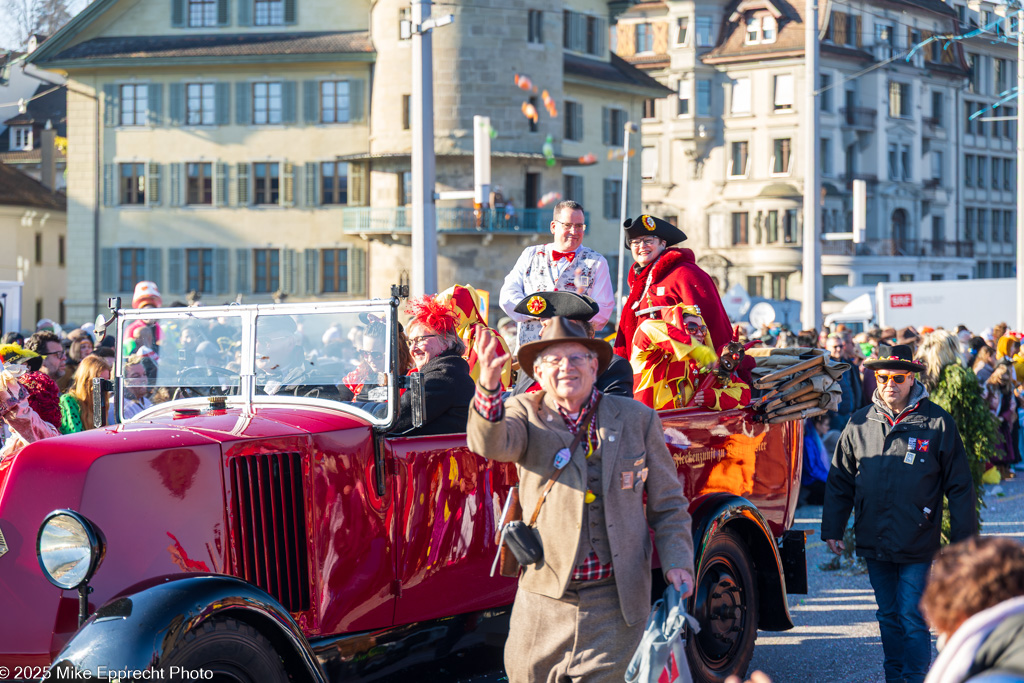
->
[172,366,240,401]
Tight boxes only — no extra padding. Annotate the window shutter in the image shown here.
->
[215,162,228,206]
[304,249,319,294]
[574,103,583,142]
[283,0,296,24]
[280,248,294,293]
[280,81,297,124]
[236,249,252,294]
[347,247,366,296]
[235,82,251,125]
[103,84,119,127]
[145,248,163,289]
[350,163,367,206]
[281,162,295,206]
[601,107,610,145]
[854,16,862,47]
[168,248,184,294]
[147,83,163,125]
[169,83,184,125]
[603,179,612,218]
[217,0,230,26]
[215,82,230,125]
[213,248,230,294]
[147,162,161,206]
[171,0,185,27]
[596,18,606,55]
[169,163,182,206]
[303,80,319,123]
[101,248,117,293]
[236,163,249,205]
[304,162,318,206]
[103,164,115,206]
[349,79,365,123]
[238,0,251,26]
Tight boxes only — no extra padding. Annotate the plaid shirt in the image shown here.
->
[572,551,614,581]
[556,387,600,457]
[474,386,504,422]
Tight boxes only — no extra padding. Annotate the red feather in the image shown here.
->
[404,295,459,336]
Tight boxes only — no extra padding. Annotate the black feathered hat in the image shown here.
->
[623,214,687,249]
[514,291,600,321]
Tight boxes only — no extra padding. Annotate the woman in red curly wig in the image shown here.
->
[388,295,476,436]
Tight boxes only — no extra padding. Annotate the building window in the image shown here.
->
[745,16,760,43]
[821,138,833,176]
[321,161,348,205]
[253,162,280,205]
[931,91,944,126]
[186,162,213,205]
[253,249,280,293]
[888,81,910,118]
[696,80,711,116]
[641,147,657,181]
[253,82,282,125]
[254,0,284,26]
[119,163,146,205]
[186,248,213,293]
[965,101,977,135]
[1005,211,1014,242]
[966,53,979,93]
[820,73,832,112]
[762,16,776,42]
[996,58,1008,93]
[732,212,749,245]
[563,174,583,203]
[604,107,626,145]
[678,80,690,116]
[730,141,749,177]
[321,249,348,293]
[188,0,217,27]
[58,235,65,267]
[400,170,412,205]
[771,273,788,300]
[563,10,604,55]
[888,143,899,181]
[731,78,751,115]
[965,207,975,240]
[528,9,543,43]
[119,84,148,126]
[901,145,911,181]
[771,138,792,175]
[747,275,764,297]
[823,274,849,301]
[978,155,987,187]
[643,99,656,120]
[675,17,688,45]
[565,100,583,140]
[186,83,215,126]
[695,16,713,46]
[636,22,654,52]
[402,94,411,130]
[603,179,621,219]
[320,81,350,124]
[10,125,32,151]
[783,209,798,243]
[1005,159,1014,190]
[773,74,794,111]
[529,96,539,133]
[979,209,989,241]
[766,210,779,242]
[992,210,1002,242]
[119,248,145,292]
[586,15,600,54]
[932,150,943,182]
[34,233,42,265]
[992,157,1001,189]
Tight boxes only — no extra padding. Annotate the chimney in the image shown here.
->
[40,120,56,191]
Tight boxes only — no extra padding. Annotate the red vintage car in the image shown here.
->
[0,296,806,683]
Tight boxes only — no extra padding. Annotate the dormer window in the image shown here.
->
[744,13,777,44]
[762,16,776,41]
[746,17,759,43]
[10,126,32,151]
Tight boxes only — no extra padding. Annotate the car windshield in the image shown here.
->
[113,301,397,426]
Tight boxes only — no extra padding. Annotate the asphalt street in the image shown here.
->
[416,476,1024,683]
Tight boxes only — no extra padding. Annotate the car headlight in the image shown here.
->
[36,510,105,590]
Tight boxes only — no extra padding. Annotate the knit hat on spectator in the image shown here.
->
[132,281,162,309]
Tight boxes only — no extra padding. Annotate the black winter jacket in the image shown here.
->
[967,610,1024,681]
[821,382,976,563]
[388,349,475,437]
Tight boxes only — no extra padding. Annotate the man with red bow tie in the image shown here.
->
[499,200,614,351]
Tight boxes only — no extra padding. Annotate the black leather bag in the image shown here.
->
[503,520,545,566]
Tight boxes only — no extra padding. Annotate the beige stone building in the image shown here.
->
[26,0,666,324]
[0,162,67,333]
[616,0,982,316]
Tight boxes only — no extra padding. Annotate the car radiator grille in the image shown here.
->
[228,452,311,613]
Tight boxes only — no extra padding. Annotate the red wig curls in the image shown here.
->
[405,295,459,336]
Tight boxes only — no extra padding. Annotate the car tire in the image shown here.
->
[685,528,759,683]
[160,617,289,683]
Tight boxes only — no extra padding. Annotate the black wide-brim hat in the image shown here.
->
[863,344,926,373]
[514,291,599,321]
[517,316,613,379]
[624,214,687,249]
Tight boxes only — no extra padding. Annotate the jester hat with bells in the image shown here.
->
[434,284,513,389]
[630,303,717,410]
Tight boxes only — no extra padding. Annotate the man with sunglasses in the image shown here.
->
[499,200,614,351]
[822,344,975,683]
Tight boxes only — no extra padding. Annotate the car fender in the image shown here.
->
[690,492,794,631]
[47,574,327,683]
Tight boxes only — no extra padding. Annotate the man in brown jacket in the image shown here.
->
[470,318,694,683]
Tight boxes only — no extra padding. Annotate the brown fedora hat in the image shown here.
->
[517,316,613,379]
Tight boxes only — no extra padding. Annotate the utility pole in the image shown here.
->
[802,0,822,331]
[1017,8,1024,331]
[411,0,439,296]
[616,122,639,325]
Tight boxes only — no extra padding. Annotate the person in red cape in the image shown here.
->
[613,214,731,361]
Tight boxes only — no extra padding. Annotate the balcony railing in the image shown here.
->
[840,107,877,129]
[821,238,974,258]
[341,208,584,234]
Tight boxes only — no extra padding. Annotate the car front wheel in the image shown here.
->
[160,617,289,683]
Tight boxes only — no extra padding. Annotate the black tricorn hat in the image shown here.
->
[516,317,613,379]
[624,214,687,249]
[514,291,600,321]
[863,344,926,373]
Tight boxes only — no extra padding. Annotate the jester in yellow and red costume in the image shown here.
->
[630,304,750,411]
[436,284,514,389]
